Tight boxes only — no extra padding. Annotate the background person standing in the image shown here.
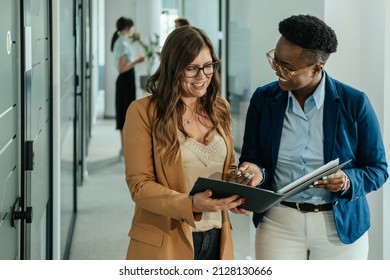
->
[111,17,145,156]
[175,17,190,29]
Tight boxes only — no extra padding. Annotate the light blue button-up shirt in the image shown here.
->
[273,73,331,204]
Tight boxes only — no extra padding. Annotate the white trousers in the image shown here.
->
[255,203,369,260]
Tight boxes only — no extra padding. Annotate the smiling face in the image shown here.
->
[273,36,323,97]
[179,46,214,99]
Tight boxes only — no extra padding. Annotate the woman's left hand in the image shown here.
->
[313,170,348,192]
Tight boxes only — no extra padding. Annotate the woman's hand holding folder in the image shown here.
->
[192,190,245,214]
[228,162,264,187]
[225,162,264,216]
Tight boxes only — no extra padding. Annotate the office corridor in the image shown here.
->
[68,118,256,260]
[68,118,131,259]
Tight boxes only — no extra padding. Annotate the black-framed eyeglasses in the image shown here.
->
[183,61,219,78]
[266,49,313,79]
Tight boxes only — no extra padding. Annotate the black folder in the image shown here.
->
[190,159,351,213]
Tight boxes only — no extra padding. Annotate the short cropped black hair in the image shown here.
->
[279,15,337,63]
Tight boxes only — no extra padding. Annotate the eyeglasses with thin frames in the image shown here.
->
[184,61,219,78]
[266,49,314,79]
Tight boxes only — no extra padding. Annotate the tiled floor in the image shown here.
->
[69,118,255,260]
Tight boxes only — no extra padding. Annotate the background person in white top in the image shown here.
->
[110,17,144,156]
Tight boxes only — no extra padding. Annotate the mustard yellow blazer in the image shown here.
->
[123,96,236,260]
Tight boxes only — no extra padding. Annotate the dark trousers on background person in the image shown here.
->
[115,68,136,130]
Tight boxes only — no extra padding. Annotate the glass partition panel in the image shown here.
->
[227,0,252,151]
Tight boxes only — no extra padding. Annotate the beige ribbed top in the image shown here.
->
[180,131,227,232]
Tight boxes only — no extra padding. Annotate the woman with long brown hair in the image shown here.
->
[122,26,261,260]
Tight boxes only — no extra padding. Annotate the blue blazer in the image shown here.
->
[239,72,388,244]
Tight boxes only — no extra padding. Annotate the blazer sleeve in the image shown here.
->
[339,91,388,199]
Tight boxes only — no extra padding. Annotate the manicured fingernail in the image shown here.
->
[322,176,327,180]
[314,181,319,185]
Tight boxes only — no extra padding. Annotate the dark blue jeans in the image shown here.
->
[192,228,221,260]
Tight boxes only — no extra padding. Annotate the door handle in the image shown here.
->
[10,197,33,227]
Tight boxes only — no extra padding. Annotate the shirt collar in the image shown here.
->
[287,71,326,110]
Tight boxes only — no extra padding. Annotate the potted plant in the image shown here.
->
[131,33,160,89]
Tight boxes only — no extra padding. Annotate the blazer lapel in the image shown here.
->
[271,91,288,171]
[323,74,340,163]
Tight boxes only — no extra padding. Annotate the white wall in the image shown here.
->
[250,0,324,91]
[324,0,361,87]
[134,0,161,98]
[92,0,105,120]
[183,0,220,54]
[325,0,390,260]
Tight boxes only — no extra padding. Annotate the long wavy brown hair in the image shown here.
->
[145,26,232,164]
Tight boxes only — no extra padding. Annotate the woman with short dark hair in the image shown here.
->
[239,14,388,260]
